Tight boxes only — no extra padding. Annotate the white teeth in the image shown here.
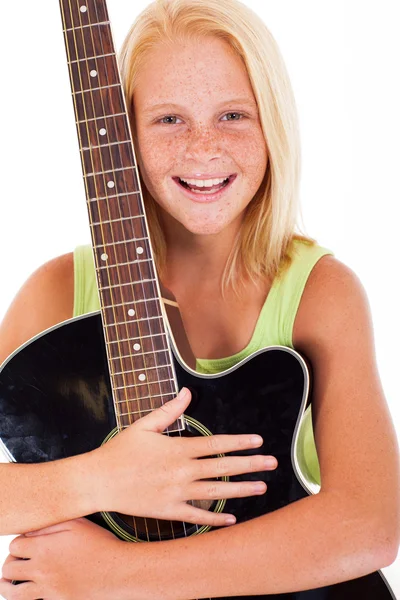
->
[179,177,228,187]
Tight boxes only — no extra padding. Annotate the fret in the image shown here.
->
[60,0,109,31]
[102,298,162,324]
[64,24,114,63]
[105,316,163,327]
[111,354,172,375]
[85,168,140,199]
[105,336,169,358]
[112,364,173,389]
[92,217,145,227]
[119,419,184,434]
[110,348,168,360]
[93,237,148,248]
[74,85,124,121]
[113,364,173,376]
[106,332,167,344]
[99,284,160,312]
[90,196,144,229]
[104,319,167,346]
[78,114,131,154]
[96,256,151,266]
[84,166,134,177]
[82,140,132,151]
[81,140,135,173]
[71,52,120,92]
[88,190,140,203]
[64,21,110,33]
[100,279,156,291]
[77,112,126,124]
[114,378,175,391]
[72,83,121,95]
[118,408,181,418]
[91,221,148,250]
[103,298,159,309]
[93,238,151,266]
[68,52,115,64]
[115,392,176,403]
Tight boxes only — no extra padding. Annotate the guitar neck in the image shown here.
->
[59,0,182,432]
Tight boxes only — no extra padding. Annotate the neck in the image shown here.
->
[160,212,243,288]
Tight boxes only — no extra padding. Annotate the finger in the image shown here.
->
[9,537,32,559]
[137,387,192,433]
[2,557,32,583]
[24,518,86,537]
[0,580,39,600]
[2,554,16,569]
[176,503,237,527]
[188,479,267,501]
[183,433,264,457]
[195,454,278,479]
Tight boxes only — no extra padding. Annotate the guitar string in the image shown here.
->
[63,0,143,545]
[90,0,156,428]
[85,0,172,543]
[61,0,127,438]
[75,0,146,542]
[97,0,200,543]
[94,0,185,543]
[62,0,197,547]
[89,0,163,545]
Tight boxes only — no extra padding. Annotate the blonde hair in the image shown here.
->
[119,0,316,292]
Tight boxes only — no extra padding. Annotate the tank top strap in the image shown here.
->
[259,239,335,349]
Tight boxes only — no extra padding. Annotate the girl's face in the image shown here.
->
[133,36,268,237]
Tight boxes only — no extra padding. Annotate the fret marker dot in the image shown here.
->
[133,344,141,351]
[80,5,87,12]
[138,374,146,382]
[136,247,144,255]
[90,70,98,78]
[107,181,115,188]
[100,253,108,261]
[99,128,107,136]
[128,309,135,317]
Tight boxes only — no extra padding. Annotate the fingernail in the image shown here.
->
[225,516,236,525]
[177,387,189,400]
[253,482,266,493]
[251,435,263,445]
[264,456,277,468]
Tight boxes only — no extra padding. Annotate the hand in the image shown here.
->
[0,518,128,600]
[88,387,278,527]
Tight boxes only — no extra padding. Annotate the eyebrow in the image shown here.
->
[142,98,258,115]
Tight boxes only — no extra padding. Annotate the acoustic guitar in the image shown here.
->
[0,1,396,598]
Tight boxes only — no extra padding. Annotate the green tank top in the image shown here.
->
[73,239,334,490]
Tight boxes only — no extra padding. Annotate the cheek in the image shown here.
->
[134,131,175,192]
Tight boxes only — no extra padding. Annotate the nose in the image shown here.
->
[183,125,222,163]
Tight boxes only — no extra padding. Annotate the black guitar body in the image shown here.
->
[0,313,395,599]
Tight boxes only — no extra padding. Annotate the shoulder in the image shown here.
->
[293,254,371,354]
[0,252,74,365]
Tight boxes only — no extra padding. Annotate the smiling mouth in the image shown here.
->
[173,175,235,194]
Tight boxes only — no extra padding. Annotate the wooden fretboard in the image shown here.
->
[59,0,182,432]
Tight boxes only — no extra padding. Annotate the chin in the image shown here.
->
[182,219,230,236]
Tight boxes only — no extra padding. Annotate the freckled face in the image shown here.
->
[132,36,268,236]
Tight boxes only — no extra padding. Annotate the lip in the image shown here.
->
[172,174,237,203]
[176,173,235,180]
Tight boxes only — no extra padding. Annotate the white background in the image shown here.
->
[0,0,399,596]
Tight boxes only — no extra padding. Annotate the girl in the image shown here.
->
[0,0,398,598]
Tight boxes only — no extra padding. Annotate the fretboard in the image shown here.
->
[59,0,182,432]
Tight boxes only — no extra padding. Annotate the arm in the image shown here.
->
[0,253,96,534]
[0,255,273,535]
[115,256,400,598]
